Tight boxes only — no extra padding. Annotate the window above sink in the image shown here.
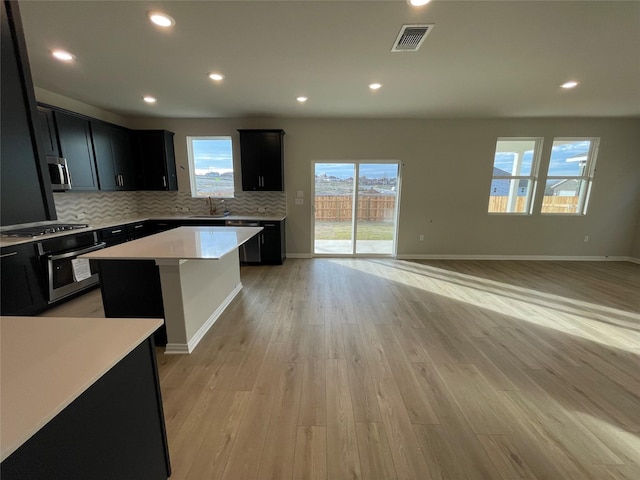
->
[186,136,234,199]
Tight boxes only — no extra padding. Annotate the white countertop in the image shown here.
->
[80,226,263,261]
[0,316,163,461]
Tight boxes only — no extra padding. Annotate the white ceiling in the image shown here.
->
[19,0,640,119]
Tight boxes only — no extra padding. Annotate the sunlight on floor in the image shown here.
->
[332,258,640,353]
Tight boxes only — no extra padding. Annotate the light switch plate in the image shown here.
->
[296,190,304,198]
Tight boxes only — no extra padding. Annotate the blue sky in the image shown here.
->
[315,163,399,179]
[494,140,592,177]
[192,138,233,174]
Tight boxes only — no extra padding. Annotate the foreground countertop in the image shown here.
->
[80,226,263,261]
[0,316,163,462]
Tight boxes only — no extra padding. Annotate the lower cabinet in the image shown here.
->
[259,220,285,265]
[0,337,171,480]
[0,243,47,316]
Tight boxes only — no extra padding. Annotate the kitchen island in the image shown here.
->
[0,316,170,479]
[81,226,262,354]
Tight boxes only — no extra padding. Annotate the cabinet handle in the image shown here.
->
[0,251,18,258]
[110,229,123,234]
[261,233,265,245]
[162,176,167,188]
[134,224,143,229]
[119,174,124,186]
[264,223,275,227]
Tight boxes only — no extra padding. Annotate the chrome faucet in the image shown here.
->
[208,196,217,215]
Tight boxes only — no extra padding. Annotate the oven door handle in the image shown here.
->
[48,242,106,261]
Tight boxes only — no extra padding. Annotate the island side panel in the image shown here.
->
[97,259,167,345]
[158,249,242,354]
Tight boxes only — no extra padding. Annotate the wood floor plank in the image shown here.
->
[476,434,538,480]
[343,324,383,423]
[292,426,327,480]
[298,358,327,426]
[326,359,362,480]
[355,422,398,480]
[374,378,432,480]
[256,363,304,480]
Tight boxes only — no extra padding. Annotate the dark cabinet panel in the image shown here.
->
[1,1,55,226]
[126,221,149,240]
[36,107,60,157]
[55,111,99,191]
[92,122,137,190]
[0,243,47,316]
[238,129,284,191]
[259,220,285,265]
[98,225,128,246]
[136,130,177,191]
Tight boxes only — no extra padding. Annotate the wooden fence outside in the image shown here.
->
[315,195,397,222]
[316,195,580,221]
[488,195,579,213]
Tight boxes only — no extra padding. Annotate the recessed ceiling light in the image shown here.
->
[369,83,382,90]
[142,96,157,104]
[148,11,175,28]
[296,96,308,103]
[407,0,432,6]
[51,49,75,62]
[560,81,579,89]
[208,73,225,81]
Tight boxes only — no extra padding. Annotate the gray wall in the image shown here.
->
[126,116,640,258]
[631,212,640,260]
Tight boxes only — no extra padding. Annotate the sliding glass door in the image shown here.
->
[313,161,400,256]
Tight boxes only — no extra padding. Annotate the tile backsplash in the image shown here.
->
[54,191,286,223]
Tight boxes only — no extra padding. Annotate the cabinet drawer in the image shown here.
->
[99,226,127,246]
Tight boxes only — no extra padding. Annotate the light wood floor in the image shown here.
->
[43,259,640,480]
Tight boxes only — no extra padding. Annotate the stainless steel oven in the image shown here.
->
[36,231,106,303]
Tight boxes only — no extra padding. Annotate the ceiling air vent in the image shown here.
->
[391,24,434,52]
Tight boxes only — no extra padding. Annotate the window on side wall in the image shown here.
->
[186,136,234,198]
[488,138,542,214]
[541,138,599,215]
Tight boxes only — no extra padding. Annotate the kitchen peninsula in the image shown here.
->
[0,316,170,479]
[81,226,262,354]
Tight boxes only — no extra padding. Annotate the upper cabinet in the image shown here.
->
[238,129,285,191]
[1,1,55,226]
[37,106,61,157]
[92,121,137,190]
[136,130,178,191]
[55,110,99,191]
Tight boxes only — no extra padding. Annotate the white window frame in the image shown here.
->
[186,136,234,198]
[541,137,599,215]
[488,137,543,215]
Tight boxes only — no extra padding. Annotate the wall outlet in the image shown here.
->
[180,207,190,212]
[257,206,267,213]
[295,198,304,205]
[76,212,86,220]
[584,235,589,243]
[419,234,424,241]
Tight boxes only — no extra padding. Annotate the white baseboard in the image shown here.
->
[164,282,243,355]
[286,253,313,259]
[395,254,635,262]
[628,256,640,264]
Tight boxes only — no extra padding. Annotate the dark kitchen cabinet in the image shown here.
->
[0,242,47,316]
[36,106,61,157]
[238,129,285,191]
[137,130,177,191]
[56,111,99,191]
[126,221,149,240]
[259,220,285,265]
[1,1,55,226]
[99,225,128,247]
[92,121,137,190]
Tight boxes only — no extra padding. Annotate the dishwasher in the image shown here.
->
[225,220,261,263]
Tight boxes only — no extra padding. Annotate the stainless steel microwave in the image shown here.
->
[47,156,71,191]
